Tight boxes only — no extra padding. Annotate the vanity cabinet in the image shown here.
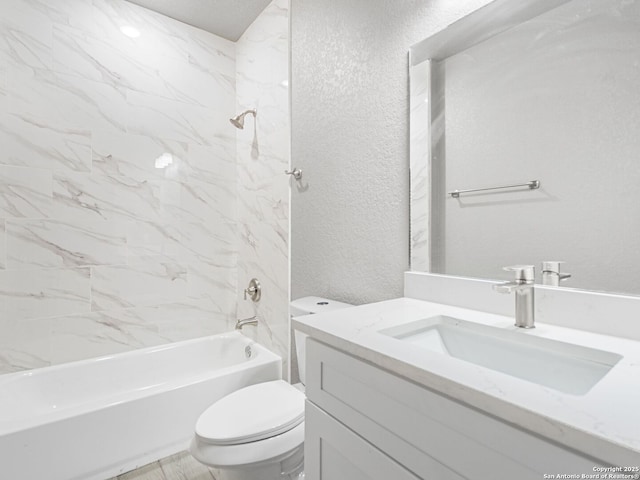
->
[305,402,423,480]
[304,339,605,480]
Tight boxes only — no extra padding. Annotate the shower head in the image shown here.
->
[229,109,257,129]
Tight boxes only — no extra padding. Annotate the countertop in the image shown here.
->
[293,297,640,466]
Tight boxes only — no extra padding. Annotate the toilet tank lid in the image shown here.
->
[290,296,353,316]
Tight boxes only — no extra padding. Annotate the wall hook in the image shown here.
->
[285,168,302,180]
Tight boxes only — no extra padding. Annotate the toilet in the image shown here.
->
[190,296,353,480]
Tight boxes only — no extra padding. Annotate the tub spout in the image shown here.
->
[235,315,258,330]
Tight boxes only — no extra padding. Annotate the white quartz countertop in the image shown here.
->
[293,297,640,466]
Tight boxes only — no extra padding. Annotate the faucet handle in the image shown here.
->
[542,261,571,283]
[542,261,564,274]
[243,278,261,302]
[503,265,535,283]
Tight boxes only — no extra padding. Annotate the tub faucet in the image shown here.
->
[541,261,571,286]
[493,265,535,329]
[235,315,258,330]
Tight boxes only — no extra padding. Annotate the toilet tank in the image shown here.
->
[291,296,353,385]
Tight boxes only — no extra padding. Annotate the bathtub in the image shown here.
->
[0,331,281,480]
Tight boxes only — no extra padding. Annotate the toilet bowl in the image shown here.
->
[190,296,353,480]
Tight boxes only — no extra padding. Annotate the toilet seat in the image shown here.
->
[190,422,304,468]
[195,380,305,446]
[191,380,306,469]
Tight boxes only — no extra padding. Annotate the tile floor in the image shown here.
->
[108,451,216,480]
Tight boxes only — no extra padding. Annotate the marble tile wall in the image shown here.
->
[0,0,239,373]
[234,0,291,376]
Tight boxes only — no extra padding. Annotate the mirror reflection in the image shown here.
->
[410,0,640,296]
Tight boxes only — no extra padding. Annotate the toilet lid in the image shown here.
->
[195,380,305,446]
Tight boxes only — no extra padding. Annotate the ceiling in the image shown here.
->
[125,0,272,41]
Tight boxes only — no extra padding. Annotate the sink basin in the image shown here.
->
[379,316,622,395]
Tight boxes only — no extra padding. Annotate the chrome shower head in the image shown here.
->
[229,109,256,129]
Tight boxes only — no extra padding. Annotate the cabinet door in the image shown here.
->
[306,339,606,479]
[305,401,423,480]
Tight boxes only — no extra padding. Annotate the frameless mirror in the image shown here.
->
[410,0,640,296]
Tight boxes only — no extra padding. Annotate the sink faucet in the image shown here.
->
[541,261,571,286]
[235,315,258,330]
[493,265,535,329]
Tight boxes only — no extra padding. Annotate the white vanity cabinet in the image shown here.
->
[305,402,423,480]
[304,339,606,480]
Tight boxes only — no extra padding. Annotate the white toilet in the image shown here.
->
[190,296,352,480]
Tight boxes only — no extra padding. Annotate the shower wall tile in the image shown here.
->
[235,0,290,375]
[52,23,165,92]
[0,68,7,112]
[0,0,238,373]
[7,67,130,134]
[126,89,227,145]
[183,25,237,78]
[6,219,127,269]
[51,171,177,223]
[156,59,235,109]
[125,219,186,263]
[188,226,236,262]
[40,0,96,29]
[91,130,188,182]
[0,267,91,321]
[0,165,53,219]
[89,0,184,51]
[0,219,5,269]
[91,261,188,311]
[0,299,228,371]
[179,179,237,226]
[179,221,237,267]
[90,0,236,79]
[90,0,223,65]
[0,343,49,374]
[182,141,237,185]
[0,0,53,70]
[52,23,235,110]
[187,261,237,314]
[0,113,92,173]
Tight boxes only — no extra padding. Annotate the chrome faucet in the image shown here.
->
[493,265,535,329]
[541,261,571,286]
[235,315,258,330]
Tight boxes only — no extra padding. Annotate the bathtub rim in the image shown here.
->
[0,331,281,435]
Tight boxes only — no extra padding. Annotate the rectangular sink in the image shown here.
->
[379,316,622,395]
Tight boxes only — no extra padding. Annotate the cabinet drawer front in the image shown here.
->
[306,339,602,479]
[305,401,424,480]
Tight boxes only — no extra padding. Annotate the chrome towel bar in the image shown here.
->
[448,180,540,198]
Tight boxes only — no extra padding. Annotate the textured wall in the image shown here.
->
[235,0,291,375]
[290,0,493,305]
[0,0,238,373]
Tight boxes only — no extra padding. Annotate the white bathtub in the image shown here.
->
[0,331,281,480]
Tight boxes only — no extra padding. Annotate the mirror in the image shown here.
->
[410,0,640,296]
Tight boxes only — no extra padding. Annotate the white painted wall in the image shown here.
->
[290,0,494,304]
